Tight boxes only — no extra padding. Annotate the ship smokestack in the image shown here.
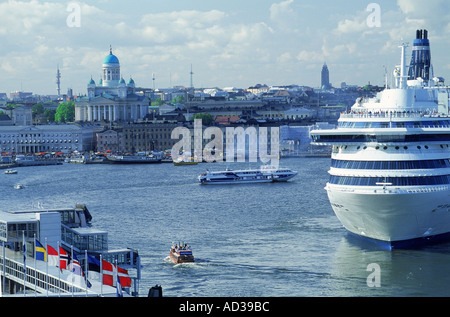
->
[408,29,431,81]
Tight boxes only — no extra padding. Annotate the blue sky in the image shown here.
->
[1,0,449,95]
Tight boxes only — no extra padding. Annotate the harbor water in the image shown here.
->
[2,157,450,297]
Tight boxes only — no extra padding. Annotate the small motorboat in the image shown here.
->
[4,169,18,174]
[14,184,24,189]
[169,243,194,264]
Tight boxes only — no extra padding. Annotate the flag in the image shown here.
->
[101,259,131,288]
[87,256,131,289]
[116,273,123,297]
[102,259,115,286]
[117,266,132,288]
[87,255,102,282]
[22,234,26,274]
[59,247,69,270]
[68,253,82,276]
[35,239,47,261]
[47,244,59,267]
[68,252,91,288]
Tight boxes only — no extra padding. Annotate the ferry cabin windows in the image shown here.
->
[313,133,450,143]
[329,175,450,186]
[331,159,450,170]
[0,221,38,241]
[338,120,450,128]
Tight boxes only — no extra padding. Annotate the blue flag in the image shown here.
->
[23,238,26,273]
[116,272,123,297]
[35,239,47,261]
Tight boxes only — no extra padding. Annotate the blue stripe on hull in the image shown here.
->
[345,231,450,250]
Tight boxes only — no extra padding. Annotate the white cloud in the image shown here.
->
[335,18,367,34]
[296,50,323,63]
[0,1,449,94]
[270,0,296,30]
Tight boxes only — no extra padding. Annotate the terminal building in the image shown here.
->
[0,124,102,154]
[0,204,141,296]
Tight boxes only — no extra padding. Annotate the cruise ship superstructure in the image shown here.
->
[311,30,450,247]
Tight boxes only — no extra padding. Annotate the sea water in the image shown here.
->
[2,157,450,297]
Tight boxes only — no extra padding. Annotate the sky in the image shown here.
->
[1,0,450,96]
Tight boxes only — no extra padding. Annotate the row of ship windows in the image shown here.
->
[338,121,450,128]
[329,175,450,186]
[331,159,450,170]
[313,134,450,143]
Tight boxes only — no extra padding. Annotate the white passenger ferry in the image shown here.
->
[198,166,297,185]
[310,30,450,248]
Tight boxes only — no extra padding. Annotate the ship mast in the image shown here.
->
[399,43,408,89]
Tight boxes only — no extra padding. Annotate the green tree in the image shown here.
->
[44,109,56,123]
[32,103,44,115]
[55,101,75,123]
[192,113,214,125]
[151,98,165,107]
[171,95,185,104]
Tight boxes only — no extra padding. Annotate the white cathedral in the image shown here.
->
[75,48,149,122]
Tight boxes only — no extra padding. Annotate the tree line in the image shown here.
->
[31,101,75,123]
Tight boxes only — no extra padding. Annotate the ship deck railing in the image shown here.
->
[0,247,122,297]
[340,110,447,120]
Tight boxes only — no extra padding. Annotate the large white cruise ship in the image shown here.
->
[310,30,450,248]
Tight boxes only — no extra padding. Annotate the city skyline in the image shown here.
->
[1,0,450,96]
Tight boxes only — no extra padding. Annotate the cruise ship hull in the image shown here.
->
[327,184,450,247]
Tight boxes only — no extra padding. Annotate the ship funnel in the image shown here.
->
[408,29,431,81]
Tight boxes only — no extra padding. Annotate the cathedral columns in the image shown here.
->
[88,105,94,121]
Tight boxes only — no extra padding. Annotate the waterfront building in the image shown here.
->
[0,124,102,154]
[282,107,314,120]
[0,114,12,126]
[12,105,32,126]
[75,48,149,123]
[96,128,124,153]
[0,105,33,126]
[10,91,33,102]
[96,122,180,153]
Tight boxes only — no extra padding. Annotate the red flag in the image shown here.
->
[59,247,69,270]
[117,266,132,288]
[102,259,114,286]
[47,244,59,267]
[101,259,131,287]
